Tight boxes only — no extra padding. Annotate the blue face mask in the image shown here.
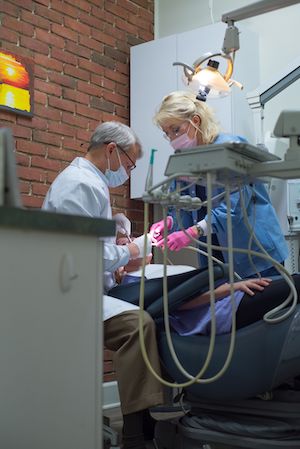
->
[105,148,129,188]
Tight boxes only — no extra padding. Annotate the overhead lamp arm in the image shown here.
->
[221,0,300,54]
[221,0,300,24]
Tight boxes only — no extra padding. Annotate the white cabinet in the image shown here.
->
[130,22,259,198]
[0,208,114,449]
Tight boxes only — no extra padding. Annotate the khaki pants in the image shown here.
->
[104,310,164,415]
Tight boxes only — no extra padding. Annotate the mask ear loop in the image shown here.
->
[107,145,122,171]
[116,147,123,167]
[189,119,202,141]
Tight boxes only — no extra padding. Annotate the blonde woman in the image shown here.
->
[151,91,287,278]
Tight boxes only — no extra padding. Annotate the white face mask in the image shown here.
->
[105,148,129,188]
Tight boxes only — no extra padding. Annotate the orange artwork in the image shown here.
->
[0,51,34,116]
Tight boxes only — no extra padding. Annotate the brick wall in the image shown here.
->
[0,0,154,382]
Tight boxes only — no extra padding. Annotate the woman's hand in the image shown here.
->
[233,278,272,296]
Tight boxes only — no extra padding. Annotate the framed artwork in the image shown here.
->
[0,50,34,117]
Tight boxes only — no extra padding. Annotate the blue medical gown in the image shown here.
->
[168,133,288,278]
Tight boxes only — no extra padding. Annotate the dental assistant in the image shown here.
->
[42,121,163,449]
[151,91,288,278]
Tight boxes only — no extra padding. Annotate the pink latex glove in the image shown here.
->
[149,216,173,244]
[157,226,198,251]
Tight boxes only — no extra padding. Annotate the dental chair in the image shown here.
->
[108,265,300,449]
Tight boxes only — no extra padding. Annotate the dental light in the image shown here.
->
[174,0,300,102]
[173,52,242,102]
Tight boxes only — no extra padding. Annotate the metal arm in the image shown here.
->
[222,0,300,23]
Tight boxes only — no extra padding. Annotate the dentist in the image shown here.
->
[43,121,163,449]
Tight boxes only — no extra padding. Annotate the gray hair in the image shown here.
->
[89,121,142,157]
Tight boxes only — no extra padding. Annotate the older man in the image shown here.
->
[43,121,163,449]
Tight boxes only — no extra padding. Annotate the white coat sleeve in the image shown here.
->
[103,242,130,273]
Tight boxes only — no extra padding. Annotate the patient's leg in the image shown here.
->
[236,274,300,328]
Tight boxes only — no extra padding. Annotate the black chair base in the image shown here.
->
[154,387,300,449]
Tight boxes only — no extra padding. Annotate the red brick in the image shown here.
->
[116,61,129,76]
[48,122,75,137]
[8,0,33,11]
[104,348,114,360]
[91,4,107,19]
[35,53,64,72]
[34,105,61,121]
[103,23,126,40]
[76,104,102,120]
[65,40,91,59]
[50,0,78,17]
[116,17,138,34]
[12,125,32,139]
[16,116,48,131]
[19,181,30,194]
[35,29,65,49]
[104,360,114,372]
[35,79,63,97]
[2,15,35,36]
[62,89,90,106]
[35,4,63,24]
[102,77,116,91]
[91,28,116,46]
[32,182,49,196]
[104,68,127,84]
[47,171,59,184]
[20,36,49,55]
[48,146,79,161]
[103,90,127,107]
[90,73,103,87]
[118,0,138,15]
[105,2,128,20]
[33,130,62,146]
[129,13,152,32]
[77,80,101,96]
[0,26,19,44]
[34,65,48,81]
[64,0,91,13]
[116,106,129,120]
[17,139,47,156]
[18,166,46,182]
[48,72,77,89]
[103,373,116,382]
[32,155,61,172]
[51,23,78,42]
[138,6,153,22]
[76,129,91,142]
[48,97,76,113]
[79,35,102,51]
[78,58,104,75]
[139,29,153,42]
[16,153,30,166]
[35,91,48,105]
[22,195,44,208]
[62,111,90,127]
[0,2,19,17]
[51,48,78,66]
[64,16,91,36]
[21,10,49,29]
[78,12,104,30]
[64,65,90,82]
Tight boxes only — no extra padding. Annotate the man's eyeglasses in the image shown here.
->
[117,145,136,171]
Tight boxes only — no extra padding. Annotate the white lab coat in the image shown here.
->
[42,157,139,320]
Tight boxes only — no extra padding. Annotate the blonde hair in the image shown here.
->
[153,91,220,144]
